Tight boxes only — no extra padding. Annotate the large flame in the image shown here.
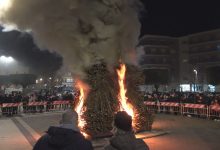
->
[75,80,89,138]
[116,63,135,119]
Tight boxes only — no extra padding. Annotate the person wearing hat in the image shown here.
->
[105,111,149,150]
[33,110,93,150]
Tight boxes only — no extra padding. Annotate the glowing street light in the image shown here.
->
[40,78,43,81]
[0,56,14,63]
[193,69,198,75]
[193,69,198,92]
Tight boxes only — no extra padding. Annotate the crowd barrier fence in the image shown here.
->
[182,103,208,117]
[0,100,72,116]
[144,101,220,119]
[158,102,180,114]
[1,100,220,119]
[209,105,220,119]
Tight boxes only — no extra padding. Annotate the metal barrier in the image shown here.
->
[26,101,47,113]
[144,101,219,118]
[25,100,71,113]
[48,100,71,111]
[144,101,157,112]
[0,100,72,116]
[0,100,219,119]
[1,102,23,115]
[158,102,180,114]
[182,104,208,117]
[209,105,220,119]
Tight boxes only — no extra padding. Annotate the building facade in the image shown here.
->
[138,29,220,92]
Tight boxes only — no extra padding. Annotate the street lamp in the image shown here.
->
[0,56,14,63]
[193,69,198,92]
[0,56,15,75]
[193,69,198,75]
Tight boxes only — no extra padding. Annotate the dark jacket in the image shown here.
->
[105,131,149,150]
[33,126,93,150]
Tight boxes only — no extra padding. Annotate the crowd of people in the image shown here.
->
[0,90,150,149]
[144,92,220,106]
[0,90,75,104]
[0,90,78,116]
[144,92,220,121]
[33,110,149,150]
[2,91,220,149]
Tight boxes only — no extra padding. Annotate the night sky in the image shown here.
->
[140,0,220,37]
[1,0,220,75]
[0,28,63,76]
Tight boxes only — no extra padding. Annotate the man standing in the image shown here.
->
[105,111,149,150]
[33,110,93,150]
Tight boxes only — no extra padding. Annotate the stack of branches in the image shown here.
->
[83,62,154,137]
[124,65,154,132]
[83,62,119,136]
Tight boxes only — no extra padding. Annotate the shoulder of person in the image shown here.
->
[72,136,93,150]
[82,139,93,149]
[104,144,118,150]
[135,139,149,150]
[33,134,50,150]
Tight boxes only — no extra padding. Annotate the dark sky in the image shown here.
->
[140,0,220,37]
[1,1,220,75]
[0,27,63,76]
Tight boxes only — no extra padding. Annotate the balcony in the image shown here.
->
[140,64,170,70]
[189,56,220,64]
[189,50,220,56]
[143,47,177,55]
[139,56,176,66]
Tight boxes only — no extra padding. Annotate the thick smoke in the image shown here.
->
[0,0,142,76]
[0,27,63,76]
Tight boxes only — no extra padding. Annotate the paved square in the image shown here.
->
[1,113,220,150]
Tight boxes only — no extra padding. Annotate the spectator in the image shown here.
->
[105,111,149,150]
[211,99,220,106]
[33,110,93,150]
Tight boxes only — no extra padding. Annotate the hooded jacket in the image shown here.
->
[105,130,149,150]
[33,126,93,150]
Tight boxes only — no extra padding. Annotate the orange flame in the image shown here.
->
[116,64,135,119]
[75,80,89,138]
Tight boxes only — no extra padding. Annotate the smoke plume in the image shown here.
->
[0,0,142,76]
[0,27,63,76]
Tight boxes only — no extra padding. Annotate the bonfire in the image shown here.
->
[74,62,153,137]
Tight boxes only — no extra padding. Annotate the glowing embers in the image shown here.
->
[116,63,136,128]
[75,80,89,138]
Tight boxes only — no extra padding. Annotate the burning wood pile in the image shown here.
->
[74,62,153,137]
[0,0,154,138]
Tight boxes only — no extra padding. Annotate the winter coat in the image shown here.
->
[33,126,93,150]
[105,131,149,150]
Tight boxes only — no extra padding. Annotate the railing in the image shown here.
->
[0,100,72,116]
[1,100,219,119]
[144,101,220,119]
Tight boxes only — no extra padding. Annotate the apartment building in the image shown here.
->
[138,29,220,92]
